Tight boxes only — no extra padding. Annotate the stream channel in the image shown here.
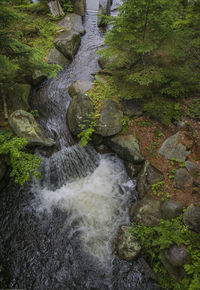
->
[0,1,159,289]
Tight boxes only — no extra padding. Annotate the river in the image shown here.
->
[0,1,159,289]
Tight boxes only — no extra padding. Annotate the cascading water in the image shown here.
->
[0,1,159,289]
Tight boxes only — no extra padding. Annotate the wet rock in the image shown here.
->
[48,48,70,67]
[174,168,193,189]
[54,31,81,60]
[115,226,141,261]
[105,135,144,163]
[68,80,92,98]
[72,0,86,16]
[30,84,49,117]
[54,14,84,60]
[124,161,142,179]
[98,0,112,27]
[160,245,188,279]
[112,257,160,290]
[57,14,85,35]
[67,93,93,136]
[185,160,197,175]
[32,70,47,86]
[137,160,164,199]
[130,196,162,227]
[121,99,144,118]
[91,134,103,146]
[161,201,183,220]
[183,205,200,233]
[8,110,55,147]
[159,132,190,162]
[95,100,123,137]
[0,161,7,181]
[7,83,31,111]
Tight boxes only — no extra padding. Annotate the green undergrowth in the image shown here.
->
[0,130,42,186]
[130,216,200,289]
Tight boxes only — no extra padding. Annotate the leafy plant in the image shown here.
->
[130,216,200,289]
[0,130,42,185]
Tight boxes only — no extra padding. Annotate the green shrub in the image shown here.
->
[130,216,200,289]
[0,130,42,186]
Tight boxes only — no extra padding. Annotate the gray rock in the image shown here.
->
[48,48,70,66]
[91,134,103,145]
[161,201,183,219]
[68,80,92,98]
[130,196,162,227]
[98,55,123,70]
[0,161,7,181]
[72,0,86,16]
[137,160,164,199]
[183,205,200,233]
[105,135,144,163]
[124,161,142,179]
[57,14,85,35]
[121,99,144,118]
[54,31,81,60]
[95,100,123,137]
[159,132,190,162]
[185,160,197,175]
[32,70,47,86]
[174,168,193,189]
[94,74,106,84]
[67,93,93,136]
[54,14,84,60]
[160,245,188,279]
[8,110,55,147]
[115,226,141,261]
[7,83,31,111]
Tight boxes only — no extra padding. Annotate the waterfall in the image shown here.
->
[0,1,158,289]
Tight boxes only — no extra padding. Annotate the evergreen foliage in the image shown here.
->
[0,0,61,99]
[101,0,200,124]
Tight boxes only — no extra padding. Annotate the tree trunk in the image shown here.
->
[48,0,64,17]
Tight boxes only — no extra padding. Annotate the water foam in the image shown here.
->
[36,154,136,268]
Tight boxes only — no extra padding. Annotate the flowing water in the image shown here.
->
[0,1,159,289]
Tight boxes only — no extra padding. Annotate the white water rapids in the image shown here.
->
[35,154,135,268]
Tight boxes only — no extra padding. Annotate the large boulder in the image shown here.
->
[54,14,84,60]
[48,48,70,67]
[174,168,193,189]
[161,201,183,220]
[68,80,92,98]
[105,135,144,163]
[72,0,86,16]
[8,110,55,147]
[95,100,123,137]
[57,14,85,35]
[130,196,162,227]
[137,160,164,199]
[159,132,190,162]
[67,93,93,136]
[121,99,144,118]
[54,31,81,60]
[115,226,141,261]
[160,245,188,279]
[183,205,200,233]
